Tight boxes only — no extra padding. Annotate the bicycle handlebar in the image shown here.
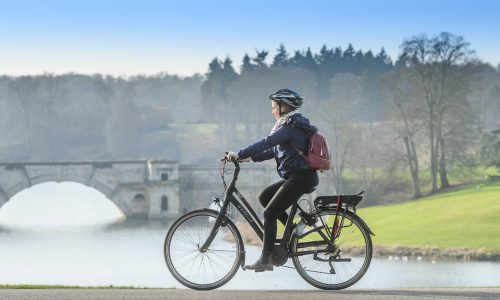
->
[221,153,241,170]
[220,153,240,192]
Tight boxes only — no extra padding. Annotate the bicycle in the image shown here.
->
[164,157,375,290]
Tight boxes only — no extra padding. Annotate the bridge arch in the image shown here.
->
[0,160,180,219]
[0,181,126,227]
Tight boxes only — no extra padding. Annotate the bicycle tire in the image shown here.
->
[291,209,372,290]
[164,209,243,290]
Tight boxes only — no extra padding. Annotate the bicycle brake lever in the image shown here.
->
[221,152,229,161]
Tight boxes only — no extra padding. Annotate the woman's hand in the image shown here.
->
[226,151,252,162]
[226,151,239,161]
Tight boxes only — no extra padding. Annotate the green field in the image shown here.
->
[357,184,500,251]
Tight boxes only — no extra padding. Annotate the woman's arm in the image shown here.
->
[237,125,294,159]
[251,149,274,162]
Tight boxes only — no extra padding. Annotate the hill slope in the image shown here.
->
[358,184,500,251]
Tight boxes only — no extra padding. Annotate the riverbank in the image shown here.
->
[234,225,500,262]
[373,246,500,262]
[234,233,500,262]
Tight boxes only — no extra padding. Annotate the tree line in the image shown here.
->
[0,74,203,161]
[1,32,499,202]
[201,32,500,198]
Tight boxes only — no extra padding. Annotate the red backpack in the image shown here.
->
[292,132,331,171]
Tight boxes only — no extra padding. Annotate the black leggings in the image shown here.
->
[258,170,318,253]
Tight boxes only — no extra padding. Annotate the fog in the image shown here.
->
[0,182,124,230]
[1,36,499,203]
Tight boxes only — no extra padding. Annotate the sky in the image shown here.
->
[0,0,499,76]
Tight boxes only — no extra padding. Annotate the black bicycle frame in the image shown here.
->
[199,159,332,254]
[199,159,258,251]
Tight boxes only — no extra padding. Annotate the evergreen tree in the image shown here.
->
[206,57,223,78]
[272,43,289,67]
[304,48,317,70]
[343,44,355,62]
[375,48,393,71]
[364,50,375,67]
[333,47,343,61]
[332,47,343,71]
[219,56,239,145]
[353,50,364,72]
[252,49,269,68]
[291,48,317,71]
[241,54,256,73]
[201,57,224,117]
[291,50,304,67]
[316,45,335,99]
[316,45,333,67]
[222,56,238,82]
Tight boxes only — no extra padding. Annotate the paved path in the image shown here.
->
[0,288,499,300]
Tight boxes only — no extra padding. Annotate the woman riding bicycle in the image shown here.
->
[226,88,319,272]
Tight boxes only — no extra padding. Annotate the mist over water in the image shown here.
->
[0,183,499,289]
[0,182,125,230]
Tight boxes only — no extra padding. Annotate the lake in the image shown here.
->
[1,223,500,289]
[0,182,499,289]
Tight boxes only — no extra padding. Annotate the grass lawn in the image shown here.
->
[357,184,500,251]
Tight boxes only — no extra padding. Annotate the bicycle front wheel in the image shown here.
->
[291,210,372,290]
[164,209,243,290]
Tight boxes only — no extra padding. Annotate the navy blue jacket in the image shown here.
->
[237,113,318,179]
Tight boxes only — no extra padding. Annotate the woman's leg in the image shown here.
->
[257,179,288,225]
[262,178,312,253]
[246,177,314,271]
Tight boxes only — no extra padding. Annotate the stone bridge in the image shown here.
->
[0,160,330,220]
[0,160,180,219]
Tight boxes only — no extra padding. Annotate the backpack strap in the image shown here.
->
[286,118,314,159]
[291,144,307,159]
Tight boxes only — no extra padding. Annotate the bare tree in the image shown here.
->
[382,68,423,198]
[399,32,478,192]
[319,73,362,194]
[492,85,500,125]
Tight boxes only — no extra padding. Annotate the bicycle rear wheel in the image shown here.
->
[164,209,243,290]
[291,210,372,290]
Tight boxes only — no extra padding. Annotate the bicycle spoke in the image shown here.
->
[291,210,372,289]
[165,211,241,289]
[207,248,237,253]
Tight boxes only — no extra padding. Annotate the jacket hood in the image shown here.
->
[284,113,318,134]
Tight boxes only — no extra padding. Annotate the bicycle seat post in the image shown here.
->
[279,203,299,248]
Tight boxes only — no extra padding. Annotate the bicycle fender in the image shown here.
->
[352,212,376,236]
[322,207,375,236]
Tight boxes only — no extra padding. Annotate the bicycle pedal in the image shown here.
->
[254,267,273,272]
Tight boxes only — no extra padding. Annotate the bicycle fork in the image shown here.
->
[199,201,228,252]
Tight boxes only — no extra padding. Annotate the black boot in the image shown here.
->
[245,251,273,272]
